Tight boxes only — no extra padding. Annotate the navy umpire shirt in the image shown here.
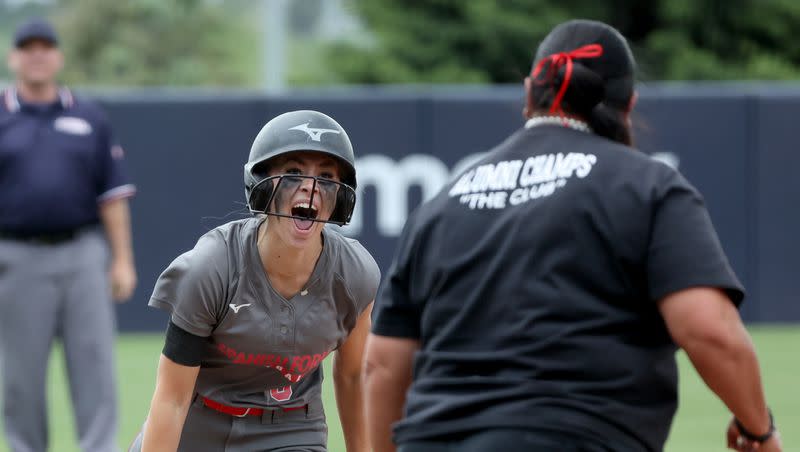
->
[0,87,135,234]
[371,124,744,451]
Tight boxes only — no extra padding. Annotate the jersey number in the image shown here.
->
[269,385,293,402]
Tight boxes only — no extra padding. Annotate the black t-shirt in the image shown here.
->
[371,124,744,451]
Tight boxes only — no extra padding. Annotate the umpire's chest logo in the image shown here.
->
[54,116,93,136]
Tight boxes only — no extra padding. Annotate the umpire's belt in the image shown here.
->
[201,396,307,418]
[0,228,81,245]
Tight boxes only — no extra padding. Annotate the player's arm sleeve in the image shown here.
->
[646,168,745,306]
[149,231,230,336]
[370,210,424,339]
[162,320,208,366]
[93,111,136,203]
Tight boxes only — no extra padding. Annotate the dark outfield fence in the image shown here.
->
[95,84,800,331]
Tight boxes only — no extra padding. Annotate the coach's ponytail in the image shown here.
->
[586,102,632,146]
[529,19,637,146]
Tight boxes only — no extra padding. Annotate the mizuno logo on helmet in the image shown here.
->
[288,122,341,142]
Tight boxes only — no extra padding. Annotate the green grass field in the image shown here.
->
[0,326,796,451]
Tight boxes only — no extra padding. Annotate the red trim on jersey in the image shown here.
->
[4,88,17,112]
[3,87,72,111]
[58,87,74,108]
[97,184,137,204]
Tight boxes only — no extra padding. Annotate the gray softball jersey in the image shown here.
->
[149,216,380,409]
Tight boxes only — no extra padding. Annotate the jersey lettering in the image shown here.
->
[270,385,293,402]
[217,343,330,383]
[450,154,597,209]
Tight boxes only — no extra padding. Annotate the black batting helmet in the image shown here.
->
[244,110,357,225]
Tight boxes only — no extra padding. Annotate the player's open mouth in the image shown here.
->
[291,201,318,231]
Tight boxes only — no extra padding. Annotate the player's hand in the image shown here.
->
[727,418,782,452]
[109,258,137,302]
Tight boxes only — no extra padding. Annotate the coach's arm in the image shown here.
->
[364,334,420,452]
[658,287,781,451]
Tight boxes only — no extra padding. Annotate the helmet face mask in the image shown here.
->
[244,110,358,226]
[247,174,356,226]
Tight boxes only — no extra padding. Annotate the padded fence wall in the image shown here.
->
[95,85,798,331]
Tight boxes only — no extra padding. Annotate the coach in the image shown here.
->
[364,19,781,452]
[0,18,136,452]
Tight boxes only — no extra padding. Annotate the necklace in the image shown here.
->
[525,115,592,133]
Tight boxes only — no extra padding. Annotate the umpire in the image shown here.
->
[365,19,781,452]
[0,18,136,452]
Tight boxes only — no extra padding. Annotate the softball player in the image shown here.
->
[365,20,781,452]
[129,110,380,451]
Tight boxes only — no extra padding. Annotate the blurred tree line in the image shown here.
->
[53,0,260,86]
[2,0,799,86]
[330,0,800,83]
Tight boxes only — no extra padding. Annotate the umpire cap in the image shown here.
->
[13,18,59,48]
